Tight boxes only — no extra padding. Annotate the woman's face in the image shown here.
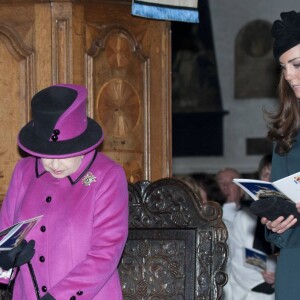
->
[41,156,83,178]
[260,165,271,182]
[279,44,300,98]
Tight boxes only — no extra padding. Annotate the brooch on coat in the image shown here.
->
[82,172,97,186]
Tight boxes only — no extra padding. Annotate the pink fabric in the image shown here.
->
[0,151,128,299]
[51,84,88,141]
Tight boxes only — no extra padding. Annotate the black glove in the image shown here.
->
[0,240,35,270]
[250,195,300,227]
[41,293,56,300]
[252,282,274,294]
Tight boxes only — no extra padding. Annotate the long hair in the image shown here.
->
[265,72,300,154]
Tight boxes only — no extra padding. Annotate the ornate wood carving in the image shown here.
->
[119,178,228,300]
[0,0,172,203]
[51,2,73,84]
[86,24,149,183]
[84,0,171,182]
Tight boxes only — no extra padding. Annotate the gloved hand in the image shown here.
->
[41,293,55,300]
[250,195,300,227]
[0,240,35,270]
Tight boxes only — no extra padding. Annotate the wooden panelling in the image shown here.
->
[0,0,171,203]
[0,3,39,201]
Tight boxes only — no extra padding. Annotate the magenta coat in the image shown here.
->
[0,150,128,299]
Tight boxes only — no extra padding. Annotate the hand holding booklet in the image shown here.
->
[233,171,300,224]
[0,215,42,251]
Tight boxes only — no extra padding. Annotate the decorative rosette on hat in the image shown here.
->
[18,84,103,158]
[272,11,300,60]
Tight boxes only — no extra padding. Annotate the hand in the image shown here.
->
[296,202,300,213]
[261,215,297,234]
[261,271,275,285]
[0,240,35,270]
[41,293,55,300]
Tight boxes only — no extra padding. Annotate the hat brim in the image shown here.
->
[18,118,103,158]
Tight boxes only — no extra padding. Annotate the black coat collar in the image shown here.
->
[35,150,97,185]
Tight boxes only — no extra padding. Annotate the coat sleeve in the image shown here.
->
[0,160,27,284]
[48,164,129,299]
[265,225,300,248]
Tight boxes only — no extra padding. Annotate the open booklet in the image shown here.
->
[233,171,300,203]
[0,215,43,251]
[233,171,300,223]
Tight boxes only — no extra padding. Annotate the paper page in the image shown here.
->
[232,179,282,201]
[0,215,43,250]
[274,172,300,203]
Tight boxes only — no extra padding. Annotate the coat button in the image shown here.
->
[70,296,76,300]
[76,291,83,295]
[42,286,47,292]
[46,196,52,203]
[40,226,46,232]
[39,256,45,262]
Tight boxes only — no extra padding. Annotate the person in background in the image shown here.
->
[258,11,300,300]
[173,175,203,201]
[224,154,275,300]
[191,172,226,205]
[0,84,128,299]
[216,167,245,300]
[216,168,245,228]
[257,154,272,182]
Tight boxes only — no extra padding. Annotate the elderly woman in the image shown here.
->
[0,84,128,299]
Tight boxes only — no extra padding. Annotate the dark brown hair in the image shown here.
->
[257,153,272,178]
[266,72,300,154]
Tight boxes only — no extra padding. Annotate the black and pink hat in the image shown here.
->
[18,84,103,158]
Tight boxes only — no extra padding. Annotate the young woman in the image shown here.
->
[0,84,128,299]
[261,11,300,300]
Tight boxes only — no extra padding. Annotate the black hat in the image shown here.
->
[18,84,103,158]
[272,11,300,61]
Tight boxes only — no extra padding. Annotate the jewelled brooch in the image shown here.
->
[82,172,97,186]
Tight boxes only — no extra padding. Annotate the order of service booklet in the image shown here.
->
[0,215,43,251]
[244,247,267,271]
[232,171,300,203]
[233,171,300,223]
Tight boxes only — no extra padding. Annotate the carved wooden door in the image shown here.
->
[0,2,52,202]
[0,0,172,202]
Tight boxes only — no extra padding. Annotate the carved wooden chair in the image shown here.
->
[119,178,228,300]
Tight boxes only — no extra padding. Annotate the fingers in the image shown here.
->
[15,240,36,267]
[264,215,297,233]
[8,239,27,258]
[296,202,300,212]
[261,271,275,284]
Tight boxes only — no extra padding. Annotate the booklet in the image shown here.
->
[0,215,43,251]
[244,247,267,271]
[232,171,300,203]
